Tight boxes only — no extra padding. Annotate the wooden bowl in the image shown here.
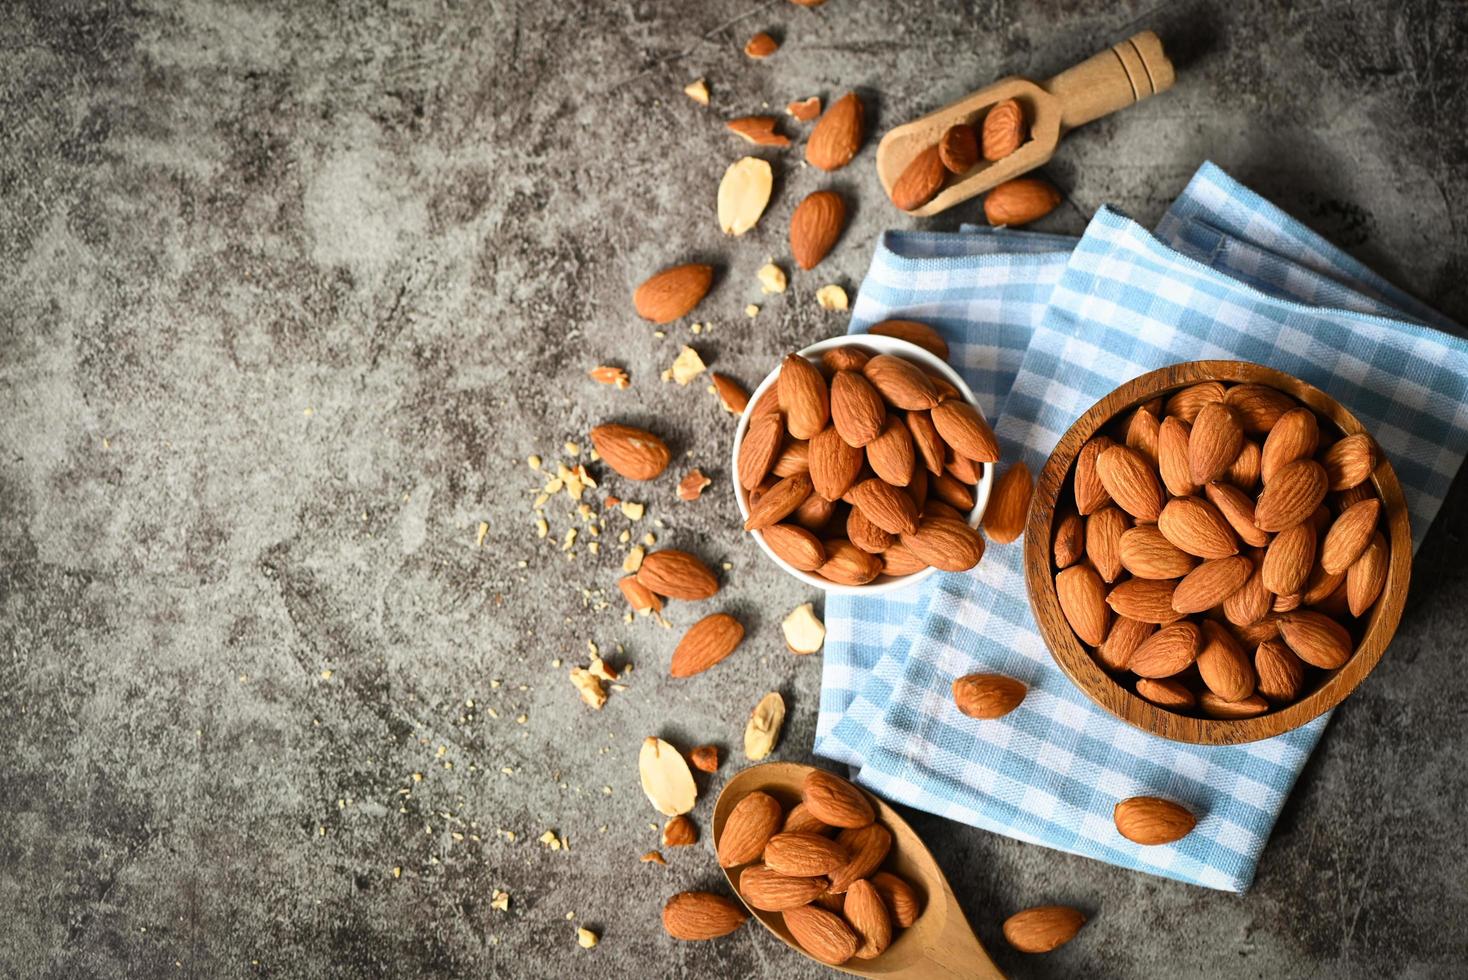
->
[1023,360,1412,745]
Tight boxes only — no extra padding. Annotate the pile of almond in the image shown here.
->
[739,331,999,586]
[1051,378,1388,718]
[889,97,1060,227]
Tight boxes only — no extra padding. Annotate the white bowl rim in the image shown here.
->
[730,334,995,595]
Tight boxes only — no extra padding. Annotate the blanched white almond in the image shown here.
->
[718,157,773,236]
[782,602,826,654]
[639,736,697,816]
[745,692,786,760]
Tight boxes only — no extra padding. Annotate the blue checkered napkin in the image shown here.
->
[815,162,1468,891]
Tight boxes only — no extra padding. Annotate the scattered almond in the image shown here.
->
[744,691,786,759]
[805,92,864,171]
[984,176,1060,226]
[790,190,847,270]
[670,613,745,678]
[639,737,697,816]
[744,31,778,58]
[952,672,1027,719]
[1114,795,1196,844]
[661,891,747,941]
[717,157,773,236]
[663,814,698,847]
[1003,905,1086,954]
[690,745,719,773]
[786,96,821,121]
[633,263,713,324]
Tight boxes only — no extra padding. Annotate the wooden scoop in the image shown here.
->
[877,31,1175,217]
[713,761,1003,979]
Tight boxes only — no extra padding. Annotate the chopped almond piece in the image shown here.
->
[679,468,711,501]
[786,96,821,121]
[588,365,630,388]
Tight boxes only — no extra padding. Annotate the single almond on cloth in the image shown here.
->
[633,263,713,324]
[671,613,745,677]
[1196,620,1256,701]
[637,549,718,600]
[1096,445,1164,522]
[1056,565,1110,646]
[1097,616,1155,672]
[726,115,790,146]
[1254,459,1328,532]
[952,673,1027,719]
[981,98,1026,160]
[1347,530,1388,616]
[1278,610,1353,669]
[830,370,887,446]
[779,353,830,439]
[809,426,865,501]
[1136,676,1196,709]
[983,462,1033,544]
[847,506,895,553]
[843,879,894,959]
[1322,433,1378,490]
[1107,578,1183,624]
[1118,525,1196,579]
[1200,692,1269,718]
[763,832,849,877]
[1114,796,1197,845]
[866,417,916,486]
[938,122,980,173]
[1188,402,1245,485]
[739,413,784,489]
[1255,638,1306,703]
[1074,435,1115,515]
[662,891,748,941]
[867,319,949,360]
[818,539,883,586]
[589,423,671,480]
[1003,905,1086,954]
[1172,555,1253,614]
[784,904,859,966]
[1227,439,1262,491]
[744,472,814,530]
[906,411,948,474]
[1321,497,1381,574]
[984,177,1060,226]
[1166,381,1226,422]
[1085,505,1129,583]
[1261,522,1315,596]
[828,823,892,892]
[870,872,922,927]
[1204,481,1270,547]
[930,400,999,461]
[663,814,698,847]
[805,92,865,172]
[901,516,985,571]
[717,790,784,866]
[1225,383,1296,434]
[1223,556,1272,627]
[790,190,847,270]
[890,143,948,211]
[1261,407,1319,482]
[1125,406,1161,464]
[1157,416,1197,497]
[849,478,919,535]
[1129,620,1202,678]
[803,769,875,828]
[783,802,832,836]
[1053,511,1085,568]
[744,30,778,57]
[1158,496,1239,559]
[737,865,827,911]
[863,355,940,410]
[717,157,773,236]
[761,523,827,571]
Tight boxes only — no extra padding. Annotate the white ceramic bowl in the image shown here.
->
[730,335,994,595]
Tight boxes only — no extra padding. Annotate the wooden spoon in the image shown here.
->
[713,761,1003,979]
[876,31,1175,217]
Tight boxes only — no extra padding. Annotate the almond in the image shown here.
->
[1255,638,1305,703]
[773,440,810,478]
[783,802,833,836]
[923,367,962,401]
[1165,381,1226,423]
[1097,616,1155,672]
[803,769,875,828]
[639,736,697,815]
[1301,562,1345,605]
[843,879,893,959]
[952,673,1027,719]
[795,493,838,532]
[902,516,985,572]
[1320,497,1380,574]
[1003,906,1086,954]
[1321,433,1378,491]
[880,540,928,577]
[983,462,1034,544]
[1188,402,1245,485]
[744,30,778,58]
[1074,436,1115,515]
[1056,565,1110,646]
[671,613,745,677]
[633,263,714,324]
[1118,525,1196,580]
[1172,555,1252,614]
[1203,481,1270,547]
[1200,692,1269,718]
[637,549,718,600]
[828,823,892,892]
[830,370,887,446]
[1313,578,1352,619]
[1234,616,1282,646]
[984,176,1060,226]
[1096,445,1164,522]
[717,790,784,866]
[1125,406,1161,465]
[745,691,787,759]
[930,400,999,461]
[790,190,847,270]
[1129,621,1202,678]
[1347,531,1388,616]
[906,411,948,475]
[784,904,859,965]
[718,156,774,235]
[805,92,864,172]
[1261,522,1315,596]
[1273,592,1302,613]
[1155,416,1195,497]
[1107,578,1182,624]
[1196,620,1256,701]
[1113,796,1196,844]
[589,423,671,481]
[618,574,664,615]
[862,355,939,410]
[846,478,918,536]
[1085,505,1129,583]
[1334,481,1375,510]
[763,832,848,877]
[890,143,948,211]
[711,372,750,415]
[945,451,981,485]
[1135,677,1196,709]
[1261,407,1319,482]
[1223,555,1272,627]
[690,745,719,773]
[739,413,784,489]
[1053,511,1085,569]
[1254,459,1328,531]
[663,814,698,847]
[866,417,916,486]
[738,865,827,911]
[1227,439,1262,491]
[779,354,830,440]
[662,891,749,941]
[937,122,980,175]
[808,426,865,501]
[867,319,950,360]
[726,115,791,146]
[787,96,822,121]
[1224,383,1295,433]
[744,473,814,530]
[846,507,895,554]
[760,523,826,572]
[981,98,1025,160]
[1158,496,1239,559]
[870,872,922,927]
[818,539,883,586]
[1278,610,1353,669]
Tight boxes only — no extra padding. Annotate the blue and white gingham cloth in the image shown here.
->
[814,162,1468,892]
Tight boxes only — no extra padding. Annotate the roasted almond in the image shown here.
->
[793,490,837,532]
[1277,610,1352,669]
[901,516,985,572]
[1096,616,1155,672]
[739,413,784,490]
[945,451,981,485]
[1085,505,1129,583]
[866,417,916,486]
[1129,621,1202,678]
[1135,676,1196,709]
[590,423,671,480]
[817,539,883,586]
[744,472,814,530]
[763,831,848,877]
[830,370,887,446]
[1346,531,1388,616]
[1114,796,1196,844]
[1321,433,1378,491]
[1255,638,1305,703]
[1096,445,1164,522]
[828,823,892,892]
[784,903,859,966]
[1320,497,1380,574]
[952,673,1027,719]
[1074,436,1115,515]
[805,92,864,172]
[633,263,714,324]
[981,98,1026,161]
[1165,381,1226,422]
[1301,562,1345,605]
[790,190,847,270]
[780,354,831,440]
[938,122,980,173]
[773,440,810,478]
[1053,511,1085,569]
[1118,525,1196,580]
[751,384,781,417]
[1203,481,1270,547]
[1196,619,1256,701]
[1107,578,1182,624]
[808,426,865,501]
[862,355,940,410]
[890,143,947,211]
[930,400,999,462]
[1003,905,1086,954]
[984,177,1060,226]
[803,769,875,828]
[761,523,827,571]
[880,540,928,577]
[662,891,749,941]
[1188,402,1245,485]
[1157,416,1196,497]
[1157,496,1239,559]
[738,864,828,911]
[982,462,1033,544]
[637,549,718,600]
[843,879,893,959]
[849,478,919,535]
[670,613,745,677]
[823,346,870,373]
[867,319,949,360]
[1172,555,1253,614]
[1056,564,1110,646]
[870,872,922,927]
[1261,407,1319,482]
[1254,459,1328,532]
[1261,522,1315,596]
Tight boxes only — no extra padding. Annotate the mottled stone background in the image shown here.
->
[2,1,1466,977]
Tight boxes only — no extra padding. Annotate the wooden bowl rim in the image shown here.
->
[1023,359,1412,745]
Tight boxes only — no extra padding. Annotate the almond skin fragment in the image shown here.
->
[1003,905,1086,954]
[952,673,1027,719]
[744,31,778,57]
[1114,796,1197,845]
[633,263,713,324]
[726,115,790,146]
[678,468,711,501]
[787,96,822,121]
[690,745,719,772]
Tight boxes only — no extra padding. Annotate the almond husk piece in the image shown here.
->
[670,613,745,677]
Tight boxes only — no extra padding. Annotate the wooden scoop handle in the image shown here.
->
[1043,30,1175,132]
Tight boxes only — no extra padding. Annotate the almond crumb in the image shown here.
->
[619,500,644,521]
[640,850,667,865]
[670,346,706,385]
[757,262,787,294]
[678,468,711,501]
[570,668,607,709]
[576,927,598,949]
[683,78,709,106]
[786,96,821,121]
[491,890,510,911]
[744,304,759,318]
[816,284,849,311]
[588,365,630,389]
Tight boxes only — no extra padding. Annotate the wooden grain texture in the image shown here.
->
[1023,361,1411,746]
[876,31,1174,216]
[714,762,1004,979]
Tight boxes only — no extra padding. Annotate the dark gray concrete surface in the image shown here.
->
[3,1,1467,977]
